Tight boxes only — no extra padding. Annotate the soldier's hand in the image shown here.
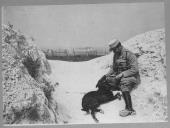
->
[110,74,116,77]
[115,73,123,80]
[105,74,116,81]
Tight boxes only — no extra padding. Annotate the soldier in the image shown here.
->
[104,39,141,117]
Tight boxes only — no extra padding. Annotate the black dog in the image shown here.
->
[81,75,121,123]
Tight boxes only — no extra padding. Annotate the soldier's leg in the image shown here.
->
[120,77,137,92]
[119,77,137,117]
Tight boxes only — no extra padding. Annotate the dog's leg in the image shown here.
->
[81,108,90,114]
[115,92,122,100]
[93,108,104,114]
[91,111,99,123]
[99,109,104,114]
[86,110,90,114]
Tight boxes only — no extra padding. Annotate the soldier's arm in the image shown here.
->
[121,52,139,77]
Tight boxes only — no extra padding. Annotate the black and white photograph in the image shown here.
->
[1,1,168,125]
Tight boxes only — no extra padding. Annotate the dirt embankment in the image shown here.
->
[2,24,68,124]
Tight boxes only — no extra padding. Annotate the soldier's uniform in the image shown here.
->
[103,39,141,117]
[106,47,141,92]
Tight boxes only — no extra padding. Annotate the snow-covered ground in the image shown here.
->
[49,59,128,124]
[48,29,167,124]
[48,58,167,124]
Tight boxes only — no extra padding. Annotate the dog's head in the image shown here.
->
[96,75,107,88]
[96,76,112,92]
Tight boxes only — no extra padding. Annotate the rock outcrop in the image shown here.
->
[2,24,62,124]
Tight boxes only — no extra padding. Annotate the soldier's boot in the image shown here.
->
[119,91,136,117]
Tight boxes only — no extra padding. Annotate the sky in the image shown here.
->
[2,2,165,49]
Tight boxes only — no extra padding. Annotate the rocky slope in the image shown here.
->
[2,24,69,124]
[123,29,167,121]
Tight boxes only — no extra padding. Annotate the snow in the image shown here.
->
[48,29,167,124]
[48,60,166,124]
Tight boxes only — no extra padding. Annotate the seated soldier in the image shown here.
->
[104,39,141,117]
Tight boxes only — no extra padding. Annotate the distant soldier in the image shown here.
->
[104,39,141,117]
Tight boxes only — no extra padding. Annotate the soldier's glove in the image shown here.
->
[120,80,127,86]
[105,74,116,80]
[115,73,124,80]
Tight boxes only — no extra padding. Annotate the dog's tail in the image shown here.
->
[91,111,99,123]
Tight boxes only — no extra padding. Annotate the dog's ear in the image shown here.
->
[103,75,106,80]
[96,81,100,88]
[96,81,102,88]
[100,75,106,82]
[96,75,107,88]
